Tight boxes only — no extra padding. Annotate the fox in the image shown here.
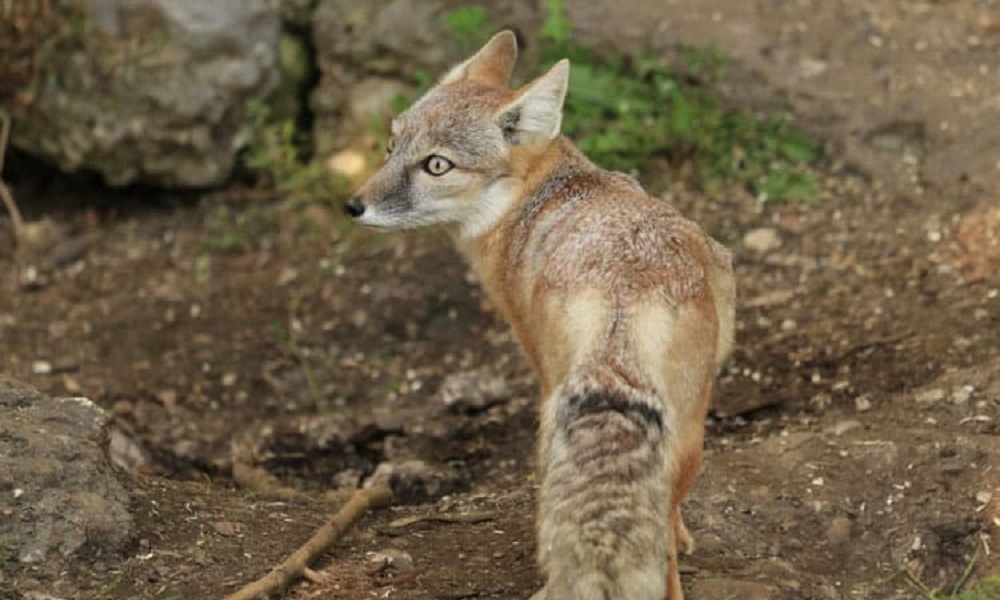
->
[345,30,735,600]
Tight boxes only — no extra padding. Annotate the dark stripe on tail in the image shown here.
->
[561,390,664,434]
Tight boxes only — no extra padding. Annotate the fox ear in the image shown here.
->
[440,30,518,87]
[495,59,570,144]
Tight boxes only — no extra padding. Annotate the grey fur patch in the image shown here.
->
[561,390,665,434]
[498,106,521,143]
[379,167,413,213]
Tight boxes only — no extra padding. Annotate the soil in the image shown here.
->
[1,1,998,599]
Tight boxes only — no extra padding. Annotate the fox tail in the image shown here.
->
[535,377,673,600]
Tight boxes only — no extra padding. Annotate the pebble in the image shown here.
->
[854,395,873,412]
[914,388,945,403]
[827,419,862,436]
[826,516,852,546]
[742,227,782,254]
[210,521,240,537]
[368,548,414,572]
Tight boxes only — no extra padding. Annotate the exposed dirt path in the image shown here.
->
[1,1,998,599]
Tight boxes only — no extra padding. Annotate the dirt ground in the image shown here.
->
[2,0,999,599]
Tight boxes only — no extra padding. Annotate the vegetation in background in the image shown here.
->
[241,0,821,207]
[438,1,821,202]
[893,552,1000,600]
[242,98,347,209]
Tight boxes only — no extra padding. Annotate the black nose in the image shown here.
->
[344,197,366,218]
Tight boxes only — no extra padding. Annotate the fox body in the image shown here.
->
[347,31,735,600]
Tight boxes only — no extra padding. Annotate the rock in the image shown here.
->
[851,440,899,470]
[310,0,538,154]
[368,548,415,572]
[364,460,463,504]
[11,0,280,187]
[827,515,853,546]
[438,368,510,414]
[0,379,133,565]
[689,578,778,600]
[914,388,946,404]
[742,227,782,254]
[827,419,862,436]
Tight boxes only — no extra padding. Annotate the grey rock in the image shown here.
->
[11,0,280,187]
[742,227,782,254]
[310,0,538,155]
[368,548,415,572]
[364,459,463,504]
[826,515,853,546]
[0,375,44,408]
[438,368,510,414]
[0,381,133,565]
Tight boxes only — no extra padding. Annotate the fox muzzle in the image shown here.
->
[344,197,366,218]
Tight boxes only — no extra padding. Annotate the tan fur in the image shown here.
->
[347,31,736,600]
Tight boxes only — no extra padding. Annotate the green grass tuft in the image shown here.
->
[242,98,348,209]
[431,0,822,202]
[535,0,820,201]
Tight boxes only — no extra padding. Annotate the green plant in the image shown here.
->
[536,0,820,201]
[242,98,348,209]
[893,550,1000,600]
[203,204,276,254]
[431,1,821,202]
[441,6,493,56]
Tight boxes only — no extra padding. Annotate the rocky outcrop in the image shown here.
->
[10,0,280,187]
[0,376,133,565]
[310,0,538,156]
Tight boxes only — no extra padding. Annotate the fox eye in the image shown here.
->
[423,155,454,176]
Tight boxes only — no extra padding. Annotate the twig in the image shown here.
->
[903,570,939,600]
[231,461,304,502]
[388,512,496,529]
[949,549,980,596]
[222,485,393,600]
[0,108,25,245]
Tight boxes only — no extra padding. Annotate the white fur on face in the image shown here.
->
[459,177,519,239]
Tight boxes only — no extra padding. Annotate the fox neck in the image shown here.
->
[455,136,591,243]
[452,136,595,339]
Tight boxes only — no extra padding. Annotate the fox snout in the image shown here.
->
[344,197,366,218]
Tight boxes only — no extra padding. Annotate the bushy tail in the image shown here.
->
[535,381,672,600]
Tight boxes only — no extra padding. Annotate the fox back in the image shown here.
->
[347,31,735,600]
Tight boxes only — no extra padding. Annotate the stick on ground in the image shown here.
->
[0,109,25,245]
[223,485,393,600]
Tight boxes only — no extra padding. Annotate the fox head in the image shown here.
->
[345,31,570,238]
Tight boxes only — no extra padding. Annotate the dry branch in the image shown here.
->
[222,485,393,600]
[0,108,24,245]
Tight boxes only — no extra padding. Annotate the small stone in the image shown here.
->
[742,228,782,254]
[364,460,463,504]
[438,368,509,414]
[852,440,898,469]
[31,361,53,375]
[854,395,873,412]
[951,385,974,404]
[211,521,241,537]
[368,548,414,572]
[828,419,862,436]
[827,516,852,546]
[326,149,369,181]
[915,388,946,403]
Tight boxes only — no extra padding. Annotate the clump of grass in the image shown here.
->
[431,1,821,202]
[242,98,348,209]
[896,550,1000,600]
[536,0,820,201]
